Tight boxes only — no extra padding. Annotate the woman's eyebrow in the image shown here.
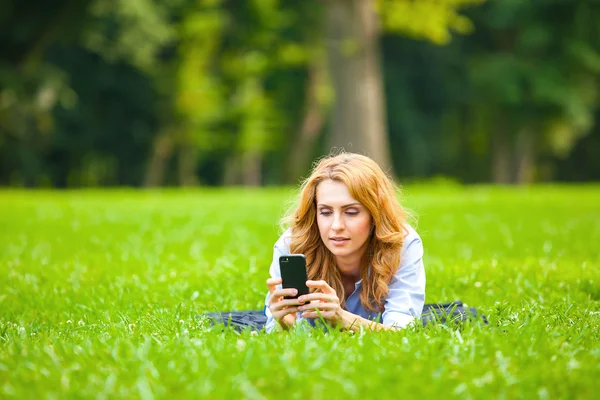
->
[317,202,361,208]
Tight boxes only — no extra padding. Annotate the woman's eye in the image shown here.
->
[346,210,359,216]
[319,210,332,216]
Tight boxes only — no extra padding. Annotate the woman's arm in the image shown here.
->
[297,282,401,331]
[380,227,426,328]
[339,310,399,332]
[297,280,399,331]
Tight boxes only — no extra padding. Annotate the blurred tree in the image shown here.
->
[145,0,226,187]
[166,0,323,186]
[160,0,289,186]
[284,59,329,183]
[267,0,329,184]
[555,109,600,182]
[458,0,600,183]
[0,0,91,186]
[322,0,483,173]
[0,0,182,186]
[82,0,189,186]
[47,47,160,187]
[3,0,600,187]
[217,0,287,186]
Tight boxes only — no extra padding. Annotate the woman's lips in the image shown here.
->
[330,238,349,246]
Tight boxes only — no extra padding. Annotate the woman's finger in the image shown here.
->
[297,293,339,304]
[306,280,337,295]
[280,313,296,328]
[297,302,337,312]
[266,277,282,294]
[270,298,302,310]
[270,288,298,302]
[301,310,336,320]
[273,306,299,320]
[267,289,296,307]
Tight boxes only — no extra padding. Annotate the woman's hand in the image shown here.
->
[266,277,302,330]
[297,280,350,329]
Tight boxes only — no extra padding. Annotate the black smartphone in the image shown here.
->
[279,254,309,299]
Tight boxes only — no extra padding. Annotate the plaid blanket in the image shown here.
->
[202,300,488,332]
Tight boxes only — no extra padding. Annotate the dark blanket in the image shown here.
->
[202,300,488,332]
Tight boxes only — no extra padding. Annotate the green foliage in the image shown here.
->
[0,186,598,397]
[0,1,90,186]
[377,0,485,44]
[468,0,600,158]
[83,0,177,73]
[381,0,600,182]
[2,0,600,186]
[175,1,227,149]
[170,0,319,182]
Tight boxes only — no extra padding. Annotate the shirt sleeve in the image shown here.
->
[381,226,426,329]
[264,230,291,333]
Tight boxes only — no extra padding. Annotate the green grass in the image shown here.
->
[1,185,599,399]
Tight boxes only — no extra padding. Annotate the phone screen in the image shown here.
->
[279,254,310,299]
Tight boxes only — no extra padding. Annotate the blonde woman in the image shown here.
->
[265,153,425,332]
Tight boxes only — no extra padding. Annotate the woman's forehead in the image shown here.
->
[316,180,359,205]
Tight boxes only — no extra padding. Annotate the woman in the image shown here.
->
[264,153,425,332]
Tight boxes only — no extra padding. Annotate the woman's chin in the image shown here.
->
[328,246,352,257]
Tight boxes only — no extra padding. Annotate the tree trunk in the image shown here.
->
[144,133,173,187]
[223,155,240,186]
[286,61,327,182]
[178,143,199,186]
[242,151,262,186]
[323,0,392,173]
[514,127,535,184]
[491,124,511,184]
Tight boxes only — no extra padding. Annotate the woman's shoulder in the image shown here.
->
[274,228,293,253]
[402,223,421,248]
[400,223,423,260]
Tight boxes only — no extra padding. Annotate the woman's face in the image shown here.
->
[316,179,373,268]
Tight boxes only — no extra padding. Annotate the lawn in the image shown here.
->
[0,185,598,399]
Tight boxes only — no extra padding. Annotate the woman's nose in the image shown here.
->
[331,213,344,230]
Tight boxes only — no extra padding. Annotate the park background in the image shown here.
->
[1,1,599,399]
[2,0,600,187]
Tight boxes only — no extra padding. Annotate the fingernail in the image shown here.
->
[292,289,298,295]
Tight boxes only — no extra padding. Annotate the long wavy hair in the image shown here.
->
[282,152,408,312]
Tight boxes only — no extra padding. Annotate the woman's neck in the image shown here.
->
[337,257,361,300]
[335,256,361,281]
[335,240,369,281]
